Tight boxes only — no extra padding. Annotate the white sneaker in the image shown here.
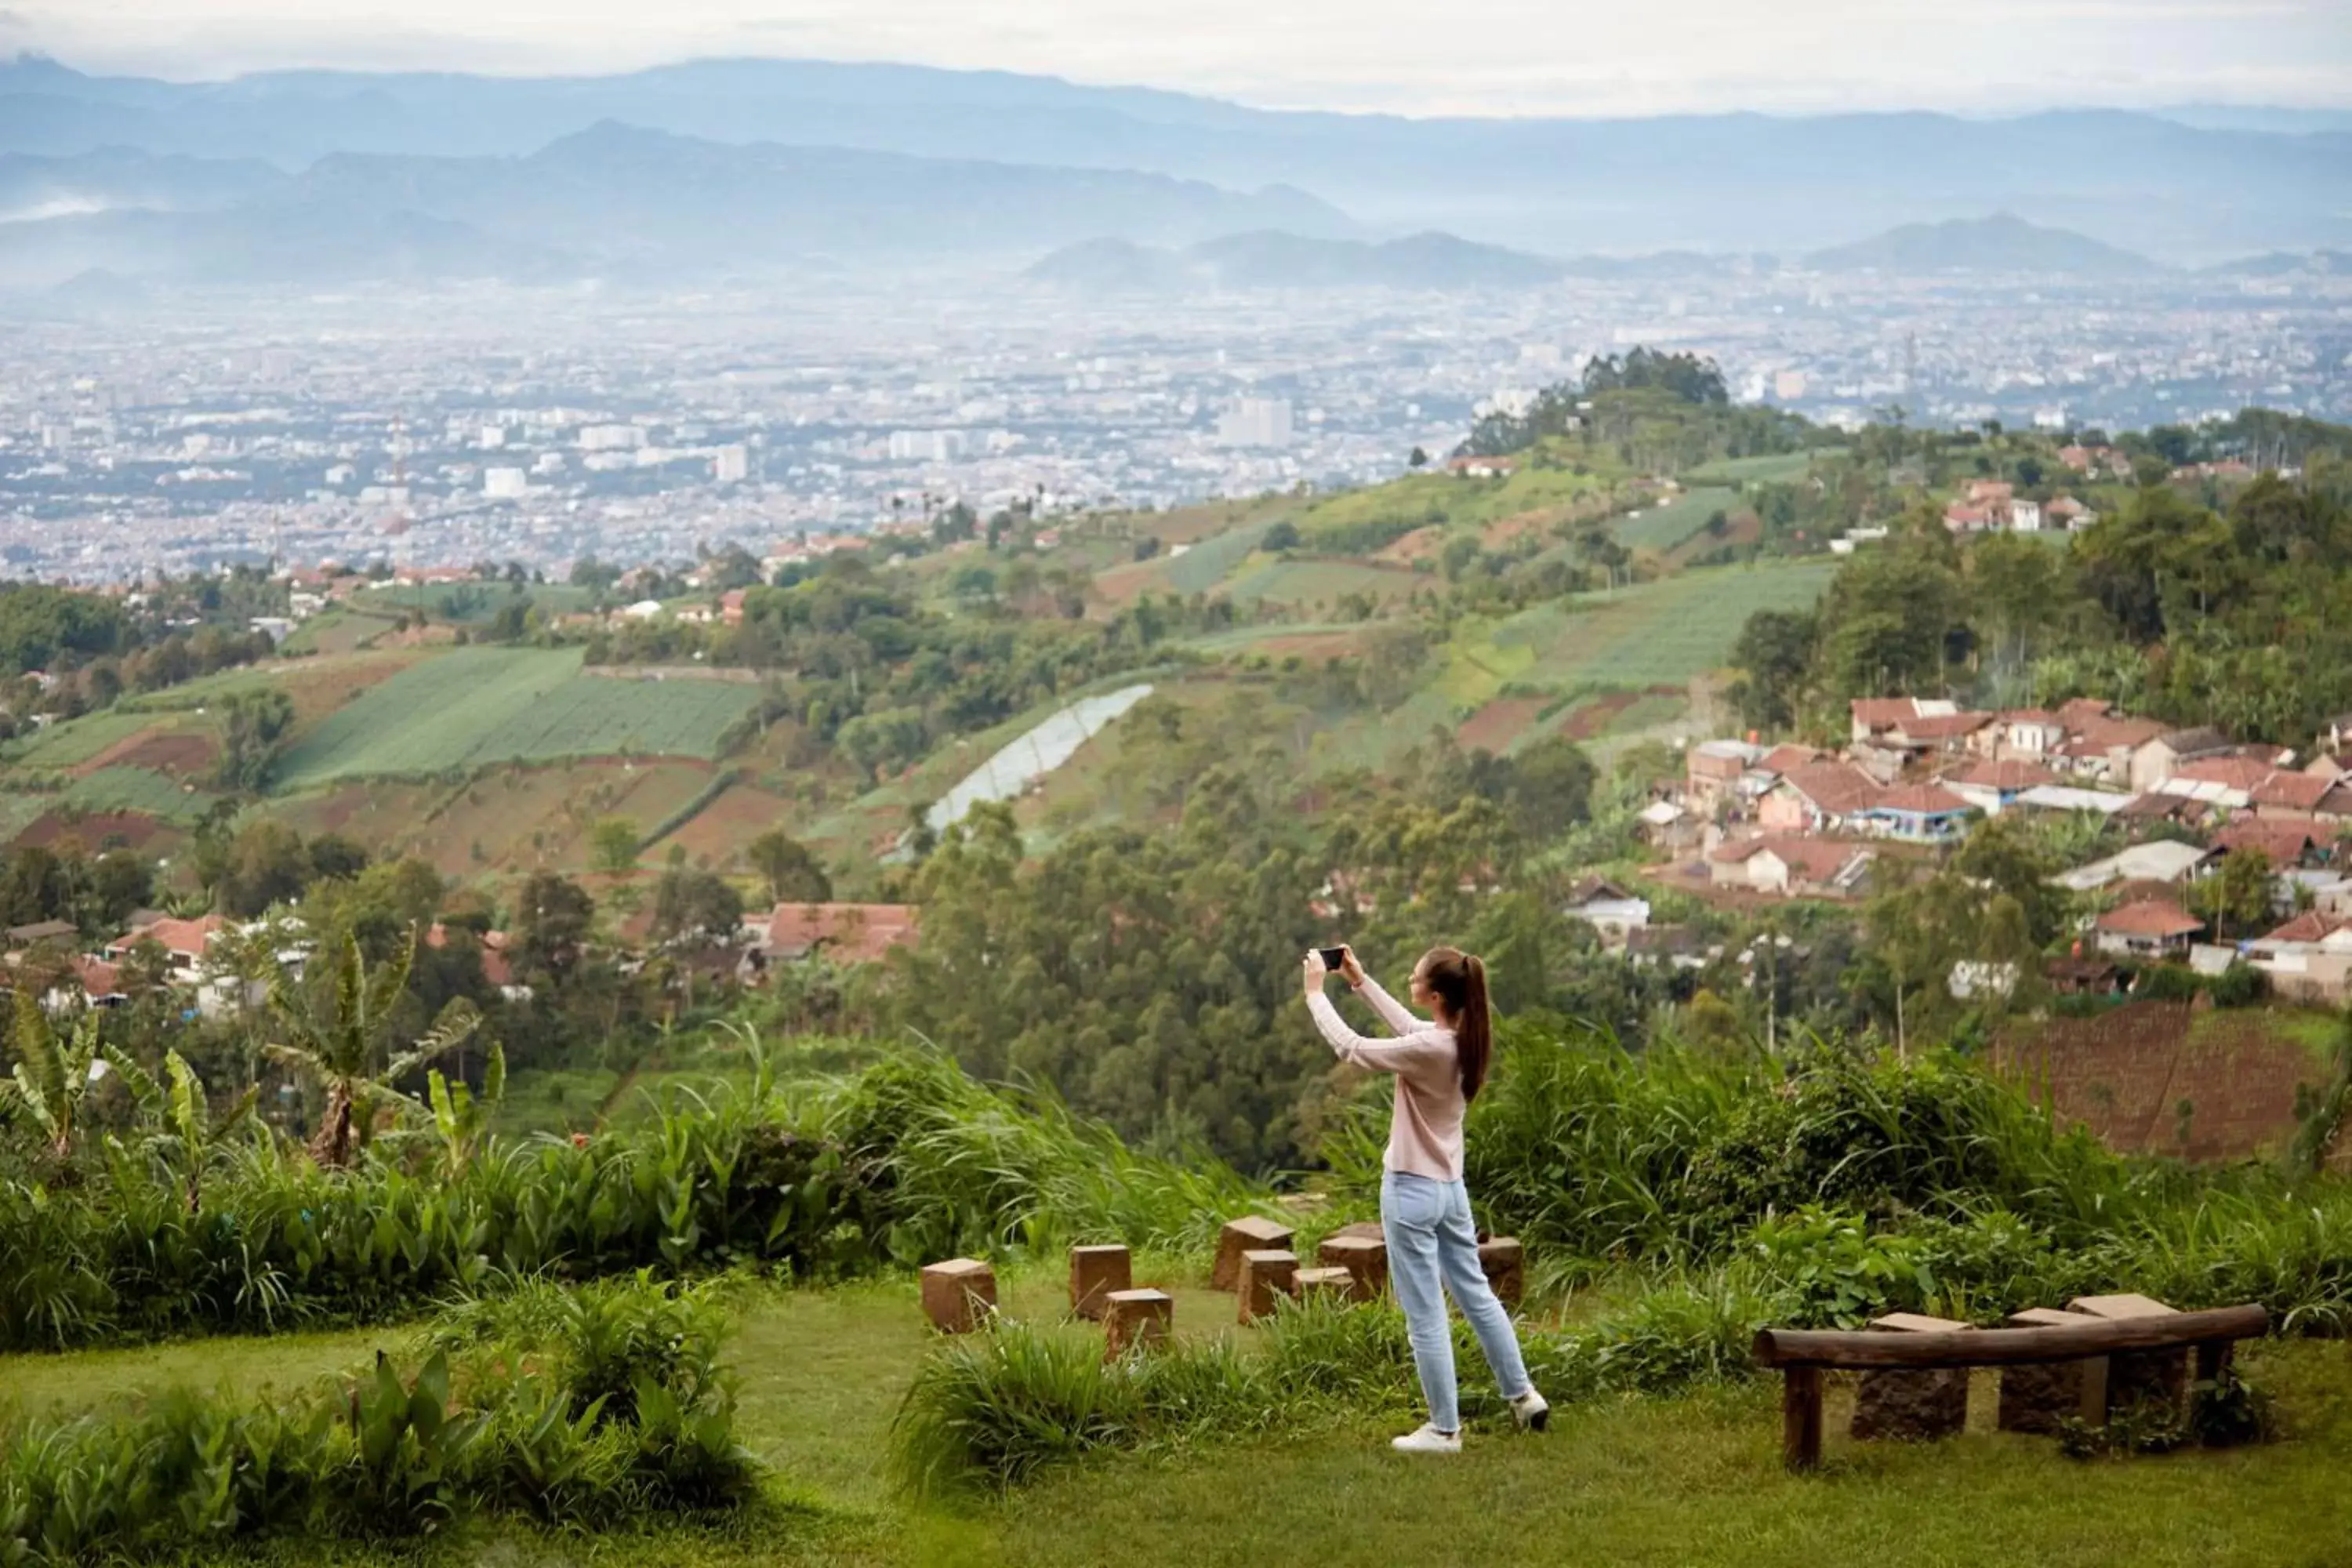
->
[1391,1423,1462,1454]
[1511,1390,1550,1432]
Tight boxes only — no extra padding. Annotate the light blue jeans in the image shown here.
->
[1381,1170,1534,1432]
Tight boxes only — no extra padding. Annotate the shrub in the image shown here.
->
[0,1047,1265,1352]
[0,1276,756,1563]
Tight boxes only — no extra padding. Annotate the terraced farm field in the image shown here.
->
[1092,519,1276,604]
[1444,560,1838,704]
[1613,487,1739,552]
[270,649,760,789]
[1220,557,1421,609]
[64,765,220,822]
[4,708,156,770]
[1686,450,1840,484]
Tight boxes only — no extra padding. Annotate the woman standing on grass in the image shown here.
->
[1303,944,1548,1454]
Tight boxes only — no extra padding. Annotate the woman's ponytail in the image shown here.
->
[1423,947,1494,1102]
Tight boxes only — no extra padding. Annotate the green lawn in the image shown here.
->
[10,1273,2347,1568]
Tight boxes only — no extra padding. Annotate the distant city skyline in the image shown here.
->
[9,1,2352,118]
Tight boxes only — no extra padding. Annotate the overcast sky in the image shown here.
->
[8,1,2350,115]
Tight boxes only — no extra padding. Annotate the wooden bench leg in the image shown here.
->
[2194,1339,2234,1386]
[1784,1365,1824,1472]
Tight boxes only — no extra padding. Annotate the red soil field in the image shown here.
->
[1993,1000,2342,1166]
[16,811,177,853]
[1456,697,1548,753]
[79,731,216,778]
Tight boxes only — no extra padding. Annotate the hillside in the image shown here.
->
[1029,229,1566,292]
[1806,212,2160,275]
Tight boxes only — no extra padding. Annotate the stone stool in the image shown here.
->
[1211,1216,1295,1290]
[1294,1265,1353,1300]
[920,1258,996,1334]
[1850,1312,1972,1441]
[2069,1294,2188,1419]
[1069,1243,1132,1320]
[1996,1308,2086,1433]
[1103,1288,1173,1358]
[1317,1233,1387,1300]
[1476,1236,1525,1308]
[1239,1248,1300,1323]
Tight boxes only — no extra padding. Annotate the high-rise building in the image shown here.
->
[484,466,528,499]
[712,445,750,484]
[1215,397,1294,449]
[888,430,969,463]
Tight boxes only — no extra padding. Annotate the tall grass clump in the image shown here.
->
[0,1274,756,1564]
[1329,1024,2173,1268]
[892,1285,1776,1497]
[818,1053,1269,1261]
[0,1045,1265,1352]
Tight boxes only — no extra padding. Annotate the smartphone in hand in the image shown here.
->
[1315,946,1349,970]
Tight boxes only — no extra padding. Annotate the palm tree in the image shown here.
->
[263,932,481,1169]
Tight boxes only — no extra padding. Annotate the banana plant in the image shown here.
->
[110,1049,260,1212]
[263,931,481,1169]
[2,989,112,1162]
[424,1039,505,1178]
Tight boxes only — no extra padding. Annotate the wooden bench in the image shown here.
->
[1752,1303,2267,1471]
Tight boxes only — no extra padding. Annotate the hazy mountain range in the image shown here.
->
[0,53,2347,285]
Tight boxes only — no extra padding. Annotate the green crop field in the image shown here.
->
[1445,561,1838,705]
[1221,558,1418,609]
[1613,487,1740,552]
[2,707,153,768]
[64,765,220,822]
[269,649,760,789]
[1686,450,1841,485]
[1296,466,1608,538]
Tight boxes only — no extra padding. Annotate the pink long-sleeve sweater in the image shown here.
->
[1305,975,1465,1181]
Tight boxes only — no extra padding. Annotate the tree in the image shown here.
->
[588,817,640,877]
[1728,608,1819,732]
[2194,848,2272,943]
[213,688,296,791]
[1504,735,1598,843]
[746,829,832,905]
[263,931,481,1168]
[423,1042,504,1178]
[510,872,595,985]
[1261,520,1301,552]
[650,866,744,947]
[215,819,310,916]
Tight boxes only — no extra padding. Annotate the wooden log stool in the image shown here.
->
[1238,1249,1299,1323]
[1210,1216,1295,1290]
[1316,1233,1388,1301]
[1476,1236,1525,1309]
[1294,1265,1353,1301]
[1103,1288,1173,1358]
[1850,1312,1973,1441]
[1069,1244,1133,1320]
[920,1258,996,1334]
[1327,1220,1385,1241]
[2068,1294,2188,1420]
[1996,1308,2087,1433]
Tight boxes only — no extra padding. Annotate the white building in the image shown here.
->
[483,466,528,499]
[888,430,970,463]
[712,445,750,485]
[2009,499,2042,532]
[1216,397,1294,450]
[579,424,647,452]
